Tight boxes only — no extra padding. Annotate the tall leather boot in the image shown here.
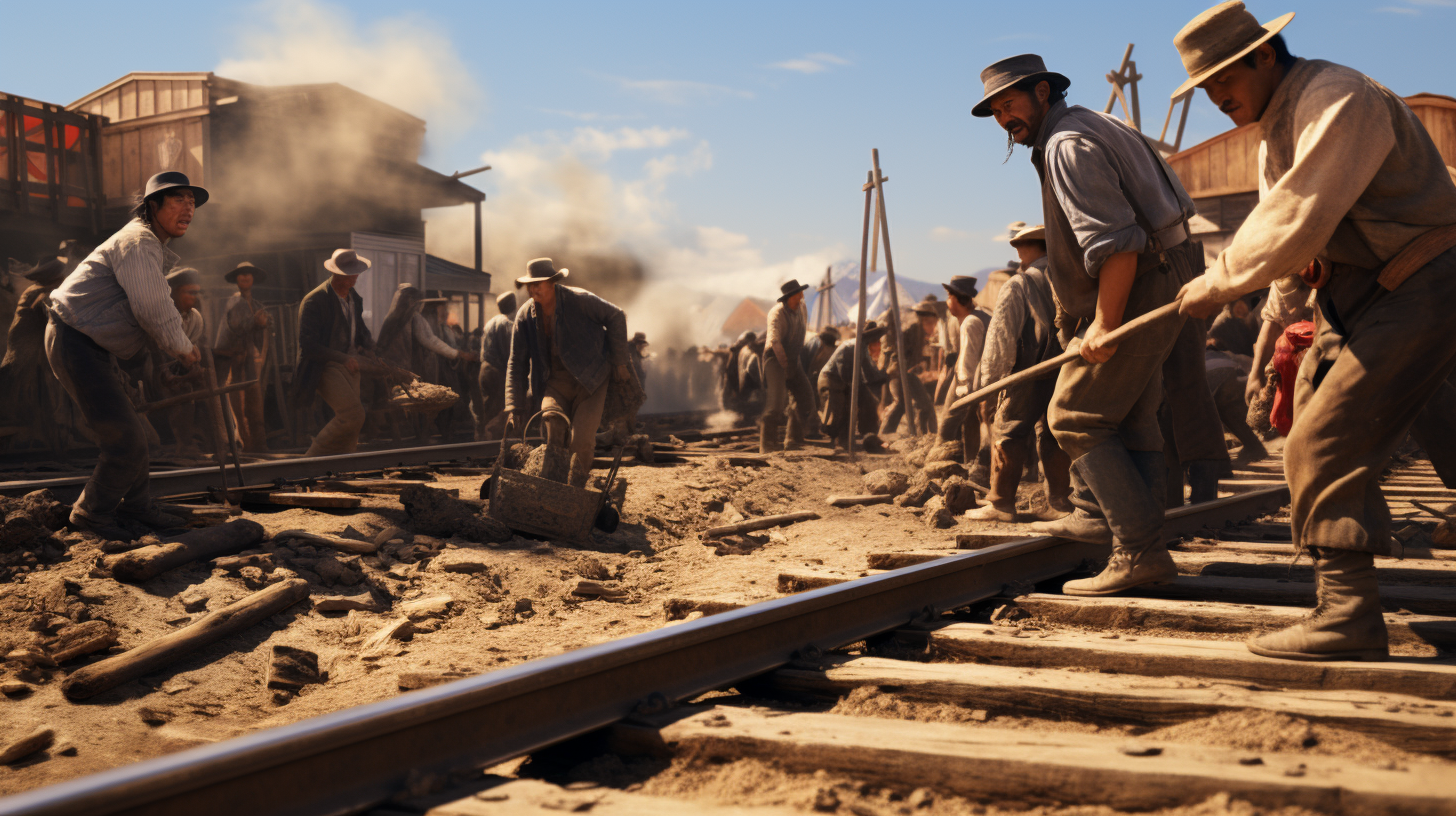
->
[1062,441,1176,596]
[759,418,782,454]
[1247,548,1388,661]
[1186,459,1223,504]
[966,441,1025,521]
[1039,430,1074,517]
[785,412,805,451]
[1029,464,1113,544]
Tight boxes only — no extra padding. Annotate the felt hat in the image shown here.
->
[225,261,265,284]
[912,298,939,317]
[859,320,888,344]
[23,258,67,285]
[324,248,371,276]
[1010,224,1046,246]
[631,332,648,345]
[496,291,518,313]
[143,171,209,207]
[777,278,812,302]
[1172,2,1294,98]
[941,275,979,300]
[164,267,201,290]
[972,54,1071,118]
[518,257,568,285]
[818,325,842,342]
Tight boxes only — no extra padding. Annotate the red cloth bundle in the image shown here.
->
[1270,320,1315,436]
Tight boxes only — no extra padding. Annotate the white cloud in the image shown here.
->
[1376,5,1421,12]
[216,0,480,138]
[772,52,851,74]
[606,76,754,104]
[568,126,691,159]
[538,109,630,123]
[930,226,969,241]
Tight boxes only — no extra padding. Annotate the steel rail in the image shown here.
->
[0,486,1288,816]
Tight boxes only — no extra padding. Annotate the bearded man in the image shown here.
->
[1172,2,1456,660]
[973,54,1201,596]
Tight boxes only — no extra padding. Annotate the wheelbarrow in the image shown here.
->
[485,412,625,545]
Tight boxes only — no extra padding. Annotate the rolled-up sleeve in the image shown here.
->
[1046,136,1147,278]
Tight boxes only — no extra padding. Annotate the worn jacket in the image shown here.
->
[1031,101,1197,321]
[821,339,888,389]
[1203,59,1456,299]
[214,293,269,359]
[481,312,513,371]
[49,218,194,360]
[505,285,629,414]
[800,335,837,382]
[978,257,1059,388]
[292,280,374,405]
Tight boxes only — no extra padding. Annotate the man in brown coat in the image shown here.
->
[1173,1,1456,660]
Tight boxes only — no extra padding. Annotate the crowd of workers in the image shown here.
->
[7,1,1453,667]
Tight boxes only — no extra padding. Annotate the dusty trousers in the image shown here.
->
[880,372,937,435]
[306,362,365,456]
[477,363,508,440]
[221,351,268,451]
[44,314,151,518]
[988,378,1071,507]
[762,353,816,432]
[542,366,609,487]
[818,373,877,445]
[1286,248,1456,555]
[1409,367,1456,488]
[1160,313,1230,465]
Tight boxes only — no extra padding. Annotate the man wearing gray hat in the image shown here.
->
[294,248,375,456]
[761,279,816,452]
[1171,2,1456,660]
[477,290,518,440]
[973,53,1201,596]
[506,258,631,488]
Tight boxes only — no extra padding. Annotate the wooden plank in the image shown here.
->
[647,706,1456,815]
[121,129,140,200]
[236,491,362,509]
[187,79,204,109]
[137,80,155,118]
[173,83,187,113]
[1001,592,1456,653]
[1183,539,1456,562]
[320,479,454,497]
[184,118,204,184]
[866,549,957,570]
[155,80,173,114]
[102,132,122,202]
[777,569,879,593]
[1171,550,1456,585]
[826,494,893,507]
[119,82,137,121]
[419,778,802,816]
[770,655,1456,755]
[1208,138,1227,190]
[101,90,119,122]
[954,532,1031,549]
[1136,575,1456,616]
[923,623,1456,698]
[705,511,819,539]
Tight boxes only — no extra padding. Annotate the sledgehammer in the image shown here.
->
[946,300,1182,414]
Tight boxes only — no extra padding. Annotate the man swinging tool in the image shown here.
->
[972,53,1203,596]
[1172,2,1456,661]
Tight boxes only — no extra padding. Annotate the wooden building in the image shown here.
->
[0,93,105,269]
[1169,92,1456,265]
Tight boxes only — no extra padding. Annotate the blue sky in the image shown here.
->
[5,0,1453,295]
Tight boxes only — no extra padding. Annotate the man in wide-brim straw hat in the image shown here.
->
[294,248,375,456]
[505,257,632,487]
[971,52,1213,596]
[966,226,1074,523]
[1170,2,1456,661]
[760,278,817,452]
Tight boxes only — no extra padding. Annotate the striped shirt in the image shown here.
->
[50,219,195,360]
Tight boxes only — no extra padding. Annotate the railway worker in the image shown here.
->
[156,267,209,458]
[213,262,271,452]
[0,257,70,440]
[818,320,888,450]
[801,326,840,386]
[629,332,650,387]
[1170,2,1456,659]
[505,258,631,488]
[477,291,517,440]
[973,53,1200,596]
[294,248,375,457]
[879,299,940,437]
[376,285,476,442]
[761,279,817,452]
[45,171,205,539]
[934,276,990,464]
[966,226,1074,522]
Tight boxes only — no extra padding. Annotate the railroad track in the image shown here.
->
[2,452,1454,816]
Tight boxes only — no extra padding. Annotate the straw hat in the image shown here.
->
[972,54,1070,118]
[1172,2,1294,98]
[1009,225,1046,246]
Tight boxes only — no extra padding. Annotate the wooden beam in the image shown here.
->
[768,655,1456,755]
[417,778,804,816]
[922,623,1456,698]
[1134,575,1456,617]
[644,706,1456,815]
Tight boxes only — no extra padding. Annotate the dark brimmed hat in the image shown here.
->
[23,258,67,285]
[143,171,209,207]
[971,54,1071,118]
[941,275,979,299]
[324,248,371,276]
[777,278,811,302]
[859,320,888,344]
[496,291,517,313]
[164,267,201,290]
[518,257,568,285]
[1173,2,1294,98]
[631,332,648,345]
[225,261,265,284]
[819,325,842,342]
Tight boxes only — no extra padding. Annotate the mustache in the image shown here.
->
[1003,119,1028,164]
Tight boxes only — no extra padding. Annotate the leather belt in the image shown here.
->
[1376,223,1456,291]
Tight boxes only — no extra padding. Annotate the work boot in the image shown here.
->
[759,418,782,454]
[785,413,805,451]
[1061,441,1176,595]
[69,508,139,542]
[1247,548,1389,661]
[1028,509,1113,544]
[119,501,186,530]
[969,442,1024,521]
[1186,459,1223,504]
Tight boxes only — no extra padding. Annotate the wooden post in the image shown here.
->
[848,171,874,462]
[196,350,238,513]
[1103,44,1134,115]
[870,149,916,437]
[108,519,267,583]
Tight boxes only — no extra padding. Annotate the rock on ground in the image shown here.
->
[862,470,909,497]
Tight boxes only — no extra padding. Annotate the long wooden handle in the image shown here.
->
[947,300,1182,413]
